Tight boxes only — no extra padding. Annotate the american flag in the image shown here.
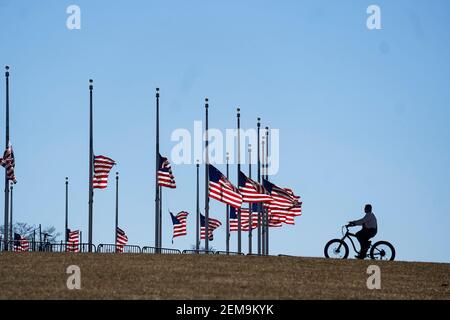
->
[200,213,221,241]
[262,179,302,225]
[93,155,116,189]
[116,227,128,252]
[229,205,259,232]
[238,171,272,203]
[1,145,17,184]
[170,211,188,241]
[158,154,176,188]
[208,165,242,209]
[13,233,29,252]
[66,229,80,252]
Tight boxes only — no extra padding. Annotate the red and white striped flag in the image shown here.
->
[67,230,80,252]
[170,211,188,241]
[116,227,128,252]
[13,233,29,252]
[93,155,115,189]
[158,154,176,188]
[263,179,302,225]
[1,145,17,184]
[208,165,242,209]
[238,171,272,203]
[230,206,259,231]
[200,213,221,241]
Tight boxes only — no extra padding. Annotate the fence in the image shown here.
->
[96,244,142,253]
[0,241,280,257]
[182,249,216,255]
[48,243,96,253]
[142,246,181,254]
[215,251,245,255]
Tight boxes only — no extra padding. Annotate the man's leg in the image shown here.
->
[355,229,370,258]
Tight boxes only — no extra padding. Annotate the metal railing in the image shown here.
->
[182,249,216,255]
[215,251,245,255]
[96,244,142,253]
[142,246,181,254]
[48,243,96,253]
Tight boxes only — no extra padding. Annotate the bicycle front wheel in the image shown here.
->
[324,239,349,259]
[370,241,396,261]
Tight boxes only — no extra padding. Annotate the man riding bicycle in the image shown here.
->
[348,204,378,259]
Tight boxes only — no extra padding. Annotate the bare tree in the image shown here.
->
[0,223,61,243]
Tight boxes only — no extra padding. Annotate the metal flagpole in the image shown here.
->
[204,98,210,251]
[261,136,266,255]
[9,183,13,242]
[3,66,10,251]
[159,186,162,248]
[88,79,94,252]
[248,144,252,254]
[65,177,69,243]
[155,88,160,250]
[226,153,230,254]
[237,108,241,253]
[257,117,261,255]
[265,126,269,255]
[196,161,200,251]
[115,172,119,251]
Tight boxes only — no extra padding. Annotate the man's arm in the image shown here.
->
[350,213,369,226]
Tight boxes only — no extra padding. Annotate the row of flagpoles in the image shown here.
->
[1,66,302,255]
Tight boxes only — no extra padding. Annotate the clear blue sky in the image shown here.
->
[0,0,449,262]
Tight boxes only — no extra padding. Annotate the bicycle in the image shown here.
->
[324,225,396,260]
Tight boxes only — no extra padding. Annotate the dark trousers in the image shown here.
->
[355,227,377,257]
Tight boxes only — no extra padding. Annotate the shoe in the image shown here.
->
[355,254,365,260]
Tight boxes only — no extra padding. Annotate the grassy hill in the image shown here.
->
[0,253,449,299]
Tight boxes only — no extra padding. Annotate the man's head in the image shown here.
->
[364,204,372,213]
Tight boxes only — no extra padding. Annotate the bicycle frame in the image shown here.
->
[340,226,361,254]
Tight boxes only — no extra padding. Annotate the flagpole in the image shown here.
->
[9,182,13,242]
[236,107,242,254]
[265,127,269,255]
[115,172,119,252]
[226,152,230,254]
[196,161,200,251]
[3,66,10,251]
[159,186,162,248]
[248,144,252,254]
[261,136,266,255]
[257,117,261,255]
[88,79,94,252]
[65,177,69,243]
[204,98,210,251]
[155,88,160,250]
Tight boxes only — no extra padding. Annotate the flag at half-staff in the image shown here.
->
[170,211,188,242]
[13,233,28,252]
[1,145,17,184]
[262,179,302,225]
[93,155,116,189]
[238,171,271,203]
[200,213,221,241]
[230,205,259,231]
[66,229,80,252]
[116,227,128,252]
[158,154,176,188]
[209,165,242,209]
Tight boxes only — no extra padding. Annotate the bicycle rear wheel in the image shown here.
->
[370,241,396,261]
[324,239,349,259]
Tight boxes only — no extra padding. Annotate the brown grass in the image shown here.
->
[0,253,449,299]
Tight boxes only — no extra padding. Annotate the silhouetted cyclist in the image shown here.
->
[348,204,378,259]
